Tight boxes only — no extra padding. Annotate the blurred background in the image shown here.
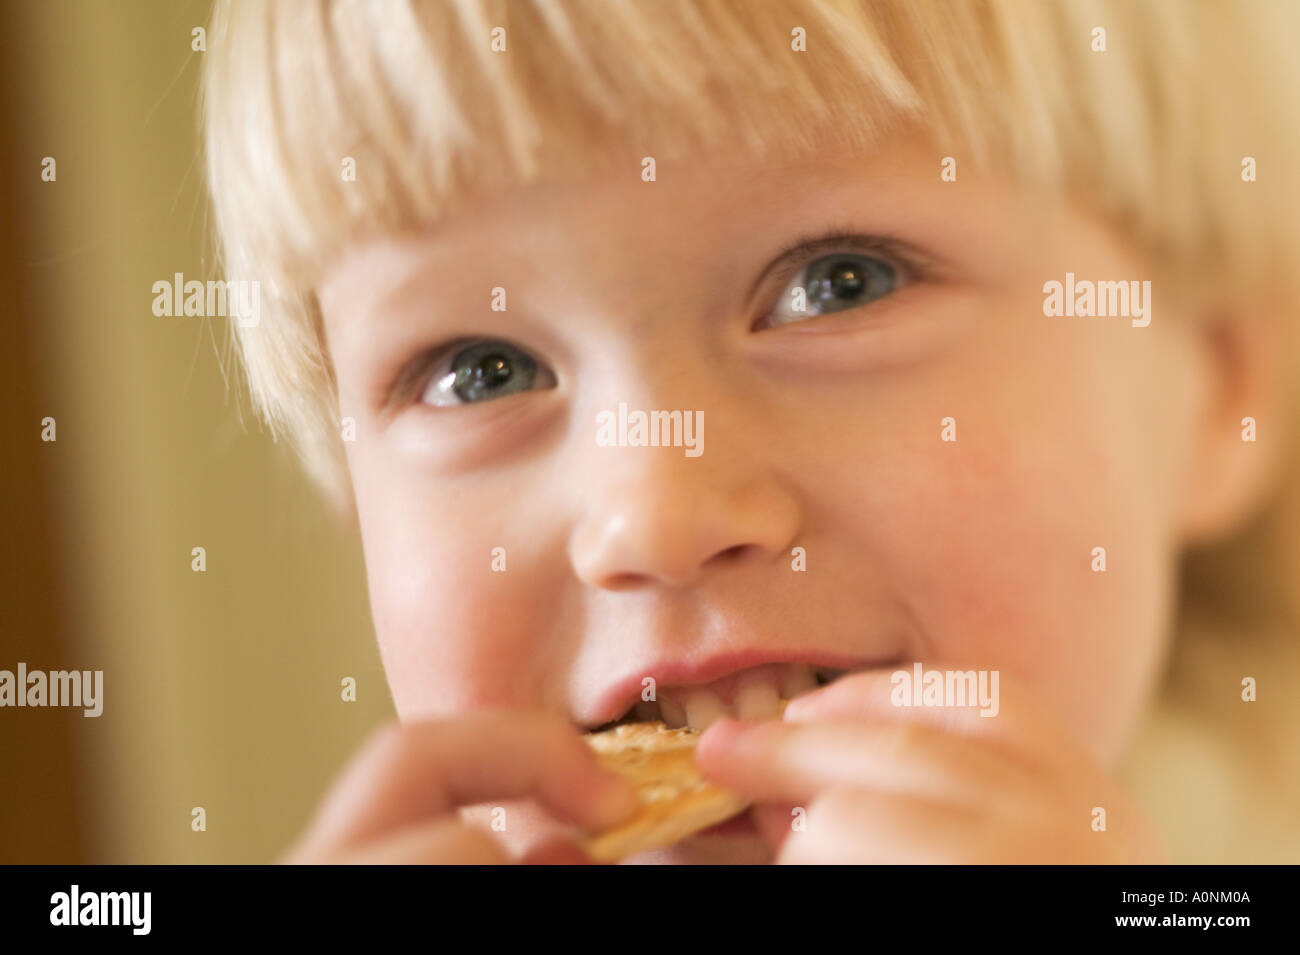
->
[0,0,386,863]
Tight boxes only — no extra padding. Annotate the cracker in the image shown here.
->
[581,721,750,862]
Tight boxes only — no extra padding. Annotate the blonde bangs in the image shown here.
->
[207,0,943,285]
[204,0,1300,501]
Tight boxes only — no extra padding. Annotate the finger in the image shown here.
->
[294,709,639,857]
[519,835,597,866]
[776,786,981,864]
[752,803,800,852]
[303,817,513,865]
[696,715,1039,809]
[782,666,1075,766]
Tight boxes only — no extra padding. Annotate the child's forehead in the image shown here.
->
[298,115,919,294]
[319,130,945,274]
[315,132,1052,343]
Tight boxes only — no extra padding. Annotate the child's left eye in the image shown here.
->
[758,253,902,329]
[417,339,556,407]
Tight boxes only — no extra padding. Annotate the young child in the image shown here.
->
[203,0,1300,863]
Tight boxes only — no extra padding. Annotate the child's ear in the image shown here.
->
[1177,293,1295,545]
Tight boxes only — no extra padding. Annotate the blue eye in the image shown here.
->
[419,340,556,407]
[761,253,902,329]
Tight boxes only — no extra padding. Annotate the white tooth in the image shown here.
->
[635,701,659,721]
[779,664,818,699]
[682,688,729,731]
[659,695,688,728]
[734,670,782,719]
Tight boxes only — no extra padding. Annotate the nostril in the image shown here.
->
[708,544,757,566]
[600,571,655,592]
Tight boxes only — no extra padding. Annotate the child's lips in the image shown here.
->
[630,663,818,730]
[581,652,903,733]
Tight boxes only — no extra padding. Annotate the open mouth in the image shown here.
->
[587,662,860,734]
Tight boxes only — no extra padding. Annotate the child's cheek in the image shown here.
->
[825,337,1177,762]
[351,470,564,722]
[914,436,1172,760]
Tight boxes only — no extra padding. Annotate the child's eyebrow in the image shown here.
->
[328,241,460,333]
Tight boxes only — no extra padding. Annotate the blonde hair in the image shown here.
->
[205,0,1300,859]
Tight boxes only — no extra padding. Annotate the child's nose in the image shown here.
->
[567,451,801,590]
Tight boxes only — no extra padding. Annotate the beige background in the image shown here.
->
[1,0,388,863]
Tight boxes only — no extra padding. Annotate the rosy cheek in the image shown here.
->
[364,523,555,721]
[374,586,537,720]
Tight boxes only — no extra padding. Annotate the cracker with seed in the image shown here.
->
[580,721,750,862]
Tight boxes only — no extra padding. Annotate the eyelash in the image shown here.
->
[760,229,929,305]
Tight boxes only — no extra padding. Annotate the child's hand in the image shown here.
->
[696,669,1167,864]
[281,710,639,864]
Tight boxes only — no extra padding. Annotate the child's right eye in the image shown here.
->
[759,251,903,329]
[417,339,557,407]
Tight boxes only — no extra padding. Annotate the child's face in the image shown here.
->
[319,133,1207,860]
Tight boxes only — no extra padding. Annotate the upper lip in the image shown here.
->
[577,648,902,730]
